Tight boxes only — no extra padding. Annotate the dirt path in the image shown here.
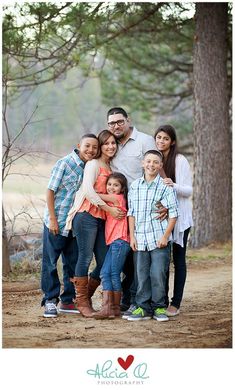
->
[2,250,232,349]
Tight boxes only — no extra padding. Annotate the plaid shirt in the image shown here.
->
[127,174,179,251]
[44,150,85,237]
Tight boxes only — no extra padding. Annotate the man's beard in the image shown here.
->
[114,132,125,140]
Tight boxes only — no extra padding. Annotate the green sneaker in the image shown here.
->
[153,308,169,322]
[127,307,152,321]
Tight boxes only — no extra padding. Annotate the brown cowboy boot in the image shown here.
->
[70,276,95,318]
[113,291,122,317]
[87,277,100,306]
[92,291,115,319]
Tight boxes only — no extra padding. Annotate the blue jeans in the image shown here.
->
[41,225,77,306]
[72,212,108,279]
[135,244,170,312]
[100,239,130,291]
[120,250,136,307]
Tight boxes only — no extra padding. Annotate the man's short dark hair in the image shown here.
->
[144,149,163,160]
[107,107,128,119]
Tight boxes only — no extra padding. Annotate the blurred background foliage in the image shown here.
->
[2,1,232,154]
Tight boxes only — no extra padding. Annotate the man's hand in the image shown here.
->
[155,201,168,221]
[49,217,59,235]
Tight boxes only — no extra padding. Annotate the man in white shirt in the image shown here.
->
[108,107,156,188]
[107,107,157,313]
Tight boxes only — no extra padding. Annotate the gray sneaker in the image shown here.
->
[128,307,152,321]
[122,304,137,319]
[44,299,58,318]
[153,308,169,322]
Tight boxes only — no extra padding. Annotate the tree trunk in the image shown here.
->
[192,3,231,247]
[2,205,11,276]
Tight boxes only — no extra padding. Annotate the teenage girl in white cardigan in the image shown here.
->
[154,125,193,316]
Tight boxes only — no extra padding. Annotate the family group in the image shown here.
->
[41,107,193,322]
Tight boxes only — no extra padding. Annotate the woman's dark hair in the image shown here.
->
[107,172,128,200]
[154,124,178,182]
[96,129,118,158]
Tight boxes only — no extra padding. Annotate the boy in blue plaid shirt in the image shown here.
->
[127,150,179,322]
[41,134,99,318]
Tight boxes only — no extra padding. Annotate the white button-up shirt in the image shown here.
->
[110,127,156,188]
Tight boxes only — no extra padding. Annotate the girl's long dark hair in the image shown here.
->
[154,125,178,182]
[107,172,128,201]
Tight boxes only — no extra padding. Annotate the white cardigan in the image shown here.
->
[65,159,107,230]
[172,154,193,247]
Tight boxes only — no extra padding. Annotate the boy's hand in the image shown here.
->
[157,235,168,248]
[49,217,59,235]
[130,237,138,251]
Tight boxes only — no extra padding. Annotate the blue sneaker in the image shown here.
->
[44,299,58,318]
[127,307,152,321]
[153,308,169,322]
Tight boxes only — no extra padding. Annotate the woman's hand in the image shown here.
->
[163,177,174,186]
[108,206,126,220]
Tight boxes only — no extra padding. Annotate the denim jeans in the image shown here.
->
[120,250,136,307]
[100,239,130,291]
[166,228,190,309]
[41,225,77,306]
[135,244,170,312]
[72,212,108,279]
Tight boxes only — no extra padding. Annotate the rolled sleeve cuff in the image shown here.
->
[169,210,180,219]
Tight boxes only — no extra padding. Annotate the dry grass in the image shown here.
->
[3,160,55,234]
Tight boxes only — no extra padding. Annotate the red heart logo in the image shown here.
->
[117,355,134,370]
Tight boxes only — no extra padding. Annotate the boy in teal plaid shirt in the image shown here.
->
[41,134,99,318]
[127,150,179,322]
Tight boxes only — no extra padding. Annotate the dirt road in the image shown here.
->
[2,246,232,348]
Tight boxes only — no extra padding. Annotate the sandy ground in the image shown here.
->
[2,248,232,349]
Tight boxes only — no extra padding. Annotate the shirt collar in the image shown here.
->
[129,126,138,140]
[118,126,138,146]
[140,173,161,185]
[72,149,85,168]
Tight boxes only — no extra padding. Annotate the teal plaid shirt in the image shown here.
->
[44,150,85,236]
[127,174,179,251]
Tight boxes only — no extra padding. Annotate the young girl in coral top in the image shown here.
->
[93,172,131,319]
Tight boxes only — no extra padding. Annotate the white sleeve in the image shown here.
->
[173,155,193,198]
[142,135,156,154]
[127,186,135,216]
[82,159,106,206]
